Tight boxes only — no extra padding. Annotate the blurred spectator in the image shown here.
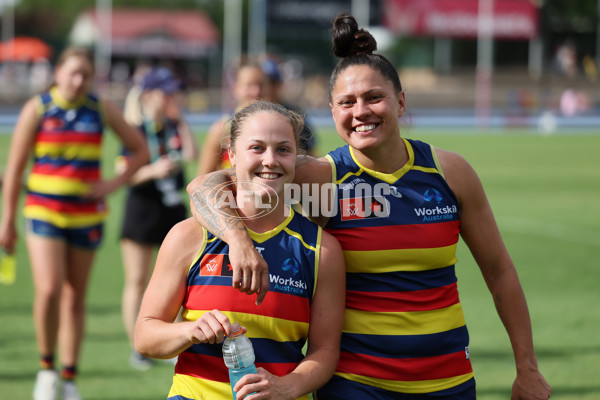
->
[262,56,317,156]
[197,57,268,175]
[555,41,577,78]
[559,88,589,117]
[582,55,597,82]
[117,67,197,370]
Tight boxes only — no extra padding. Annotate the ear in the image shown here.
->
[329,102,336,124]
[228,143,235,167]
[397,91,406,118]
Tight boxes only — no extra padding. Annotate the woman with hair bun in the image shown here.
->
[186,13,551,400]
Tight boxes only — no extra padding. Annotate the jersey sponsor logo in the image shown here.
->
[339,178,366,190]
[269,273,307,294]
[281,257,300,275]
[423,188,443,203]
[199,253,233,276]
[414,188,458,221]
[41,117,64,131]
[340,196,389,220]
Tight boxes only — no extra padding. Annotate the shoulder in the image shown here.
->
[294,155,332,186]
[435,147,482,205]
[159,218,206,267]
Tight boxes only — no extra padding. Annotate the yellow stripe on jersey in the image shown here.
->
[28,174,92,196]
[248,211,294,244]
[34,143,101,161]
[336,168,363,185]
[343,245,458,273]
[429,143,445,179]
[24,205,106,228]
[347,140,415,184]
[344,303,466,336]
[283,227,317,252]
[168,373,312,400]
[168,373,230,400]
[325,154,337,185]
[412,165,440,174]
[187,227,209,275]
[335,371,475,394]
[182,310,309,342]
[313,226,323,295]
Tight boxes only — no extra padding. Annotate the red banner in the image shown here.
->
[383,0,539,39]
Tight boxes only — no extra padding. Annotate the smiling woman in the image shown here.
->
[134,100,346,400]
[185,13,552,400]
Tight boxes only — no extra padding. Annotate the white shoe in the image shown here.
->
[129,350,154,371]
[62,380,82,400]
[33,370,59,400]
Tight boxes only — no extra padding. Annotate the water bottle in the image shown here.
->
[222,323,257,398]
[0,250,16,285]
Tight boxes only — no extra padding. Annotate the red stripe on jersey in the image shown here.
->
[337,349,472,381]
[176,352,228,382]
[327,221,460,251]
[25,195,101,213]
[37,131,102,145]
[184,285,311,323]
[176,351,297,381]
[346,283,459,313]
[31,164,100,180]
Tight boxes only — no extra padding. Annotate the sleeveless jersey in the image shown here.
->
[24,87,107,228]
[319,139,473,395]
[167,209,321,400]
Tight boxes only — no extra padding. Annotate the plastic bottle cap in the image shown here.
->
[229,323,244,337]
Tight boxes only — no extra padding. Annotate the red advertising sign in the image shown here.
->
[384,0,539,39]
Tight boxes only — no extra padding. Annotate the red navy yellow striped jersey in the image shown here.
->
[167,209,321,400]
[24,87,107,228]
[317,139,473,397]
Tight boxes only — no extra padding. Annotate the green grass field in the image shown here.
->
[1,126,599,399]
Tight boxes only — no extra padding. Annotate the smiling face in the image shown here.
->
[330,64,405,152]
[54,55,95,102]
[229,110,297,205]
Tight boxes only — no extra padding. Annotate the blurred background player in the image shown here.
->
[0,47,149,400]
[117,67,197,370]
[196,57,268,175]
[261,56,317,156]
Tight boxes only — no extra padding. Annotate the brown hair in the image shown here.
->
[329,14,402,100]
[227,101,305,152]
[55,47,95,72]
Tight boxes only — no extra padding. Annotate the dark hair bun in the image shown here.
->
[332,13,377,58]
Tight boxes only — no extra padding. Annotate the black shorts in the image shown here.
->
[120,191,187,245]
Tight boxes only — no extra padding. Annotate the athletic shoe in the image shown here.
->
[33,369,59,400]
[129,350,154,371]
[62,381,81,400]
[162,355,178,366]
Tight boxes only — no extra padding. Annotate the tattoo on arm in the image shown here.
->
[189,171,246,240]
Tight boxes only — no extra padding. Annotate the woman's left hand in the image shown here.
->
[233,368,294,400]
[84,180,121,200]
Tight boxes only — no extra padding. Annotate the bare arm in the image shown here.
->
[0,98,40,253]
[197,118,226,176]
[186,155,333,305]
[438,149,551,400]
[87,100,150,199]
[187,168,270,305]
[234,230,346,399]
[135,218,236,358]
[177,117,199,162]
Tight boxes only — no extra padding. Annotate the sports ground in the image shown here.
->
[1,127,599,399]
